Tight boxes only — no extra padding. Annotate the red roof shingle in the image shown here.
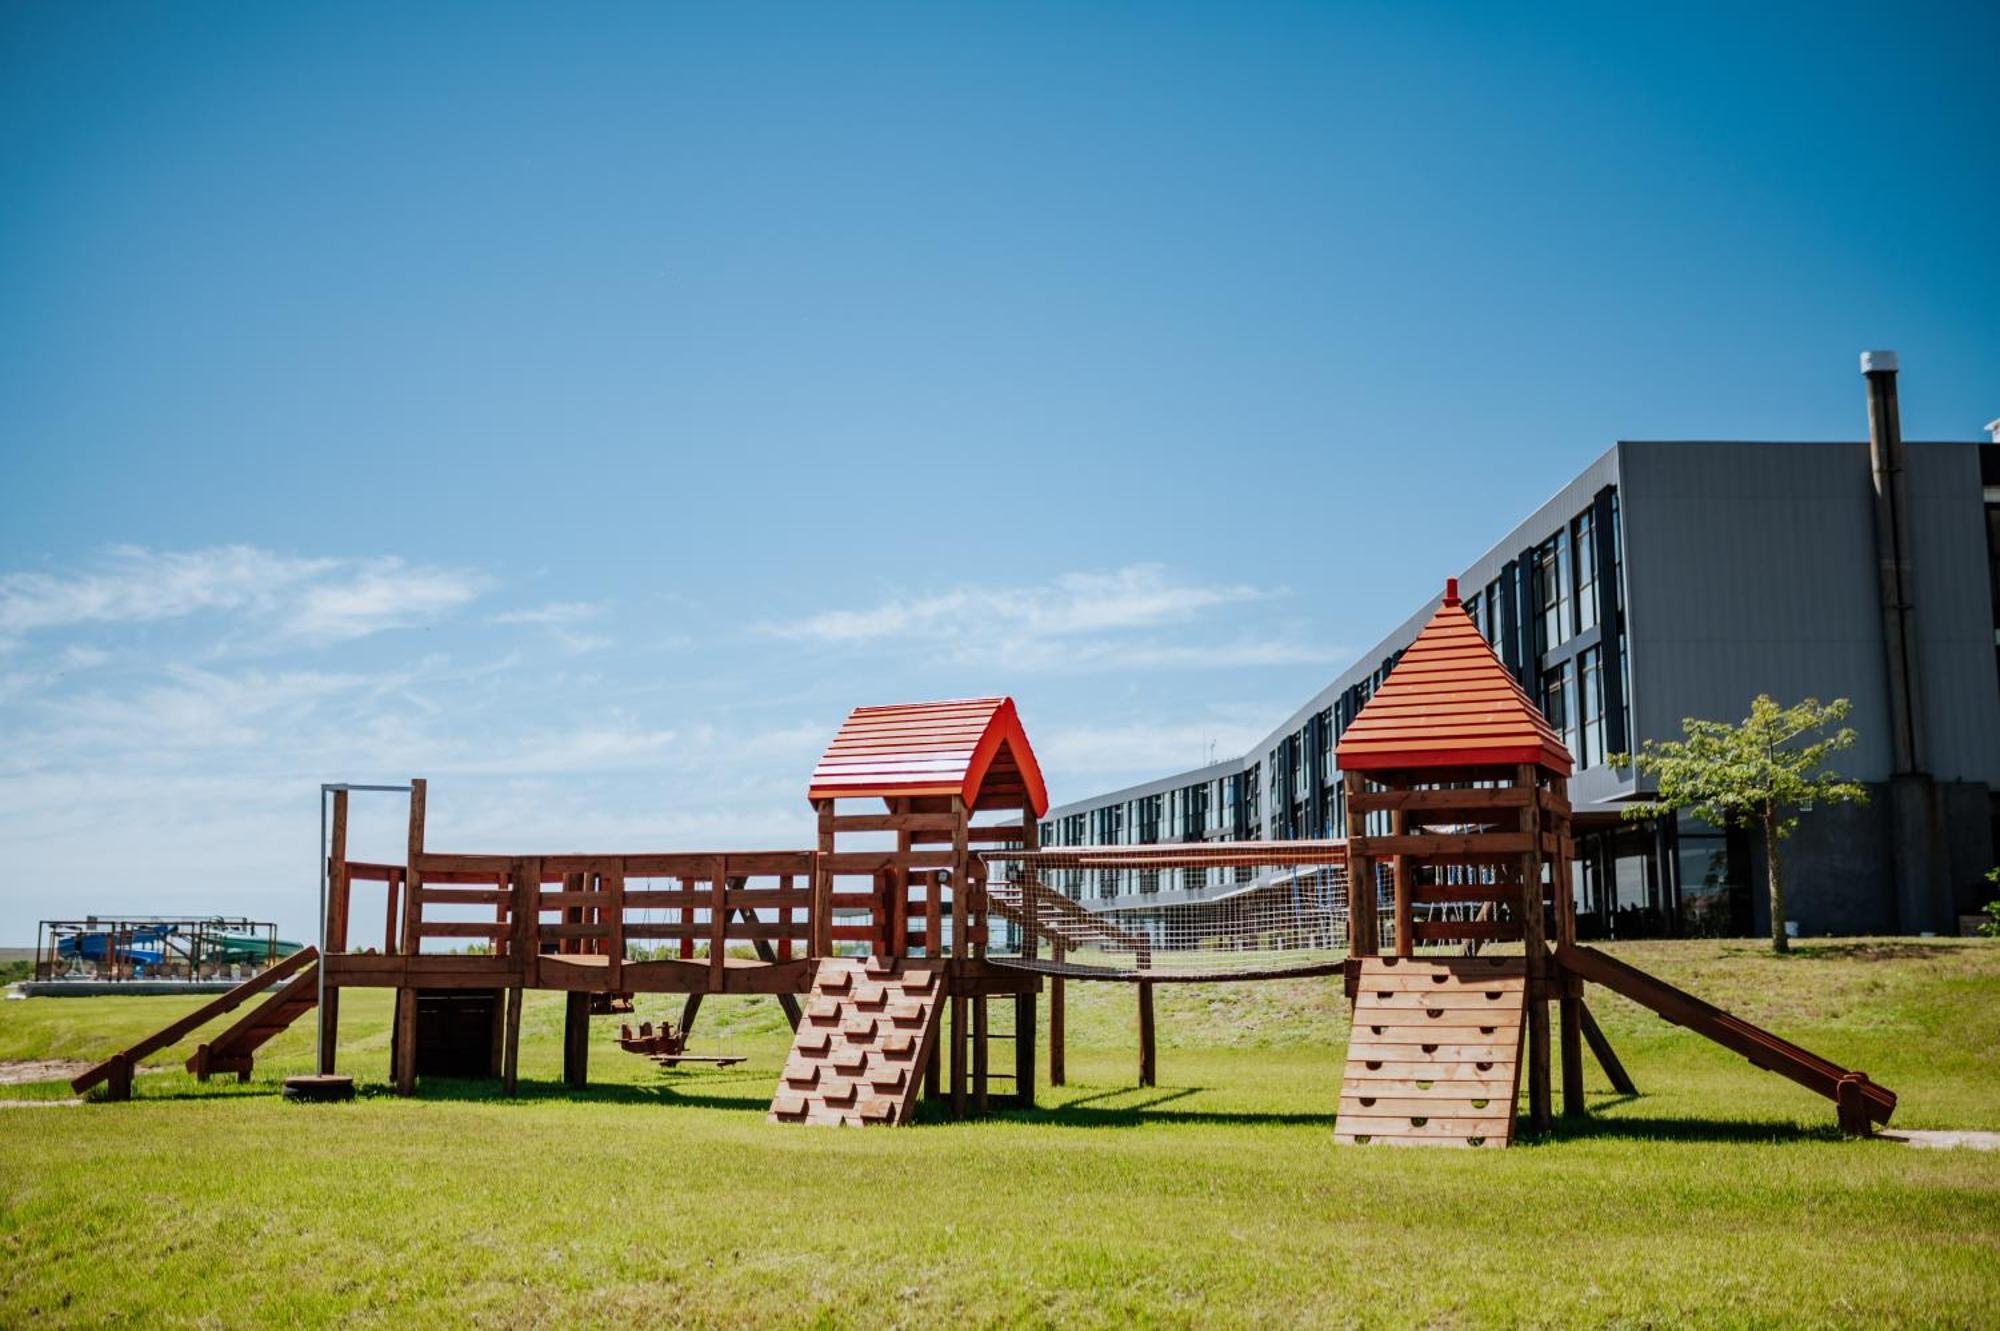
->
[1334,580,1573,776]
[807,697,1049,815]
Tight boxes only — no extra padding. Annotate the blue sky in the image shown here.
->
[2,2,1995,942]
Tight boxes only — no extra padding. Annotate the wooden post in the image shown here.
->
[1579,1000,1637,1095]
[708,857,727,991]
[814,801,835,958]
[318,789,349,1075]
[1137,979,1157,1088]
[949,797,969,1117]
[563,991,590,1090]
[1345,772,1378,956]
[606,863,626,993]
[1551,782,1584,1117]
[1015,805,1039,1109]
[1837,1074,1872,1137]
[1389,783,1411,958]
[393,778,426,1096]
[1050,946,1067,1088]
[973,995,989,1113]
[502,985,523,1096]
[1518,764,1552,1134]
[383,870,402,954]
[892,798,912,960]
[1014,991,1036,1109]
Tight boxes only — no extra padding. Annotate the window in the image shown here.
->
[1577,646,1603,769]
[1538,530,1570,649]
[1574,508,1598,636]
[1483,577,1503,644]
[1542,661,1577,760]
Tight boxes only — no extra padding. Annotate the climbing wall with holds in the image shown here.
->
[769,957,943,1126]
[1334,956,1527,1148]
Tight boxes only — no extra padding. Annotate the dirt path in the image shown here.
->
[0,1059,93,1085]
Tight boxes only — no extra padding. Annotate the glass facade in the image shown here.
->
[1041,479,1666,922]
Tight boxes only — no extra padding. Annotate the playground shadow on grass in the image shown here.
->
[977,1085,1337,1130]
[412,1069,778,1113]
[1532,1111,1844,1146]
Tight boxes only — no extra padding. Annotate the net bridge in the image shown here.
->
[978,840,1367,983]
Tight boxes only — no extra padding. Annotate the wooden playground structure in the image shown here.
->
[1328,580,1896,1146]
[71,624,1898,1144]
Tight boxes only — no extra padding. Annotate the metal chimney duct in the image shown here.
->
[1860,351,1949,933]
[1862,350,1924,775]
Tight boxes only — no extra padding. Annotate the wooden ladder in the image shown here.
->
[770,957,944,1126]
[1335,956,1527,1148]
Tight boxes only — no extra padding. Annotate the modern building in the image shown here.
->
[1042,356,2000,939]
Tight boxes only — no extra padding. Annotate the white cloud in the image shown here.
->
[753,564,1333,673]
[763,564,1276,645]
[1038,714,1281,778]
[491,601,604,626]
[281,559,484,645]
[0,545,483,649]
[0,545,334,634]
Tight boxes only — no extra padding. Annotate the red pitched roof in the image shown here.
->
[807,697,1049,815]
[1335,580,1573,776]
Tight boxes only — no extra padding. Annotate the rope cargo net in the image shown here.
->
[978,841,1389,982]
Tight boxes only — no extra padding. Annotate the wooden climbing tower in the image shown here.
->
[1334,578,1578,1146]
[782,697,1049,1124]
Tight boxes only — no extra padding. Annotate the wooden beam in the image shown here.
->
[563,991,590,1090]
[1578,999,1637,1096]
[502,985,522,1096]
[1137,979,1157,1088]
[1518,763,1551,1135]
[392,779,426,1096]
[319,789,348,1075]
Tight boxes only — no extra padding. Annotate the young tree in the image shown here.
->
[1613,696,1867,954]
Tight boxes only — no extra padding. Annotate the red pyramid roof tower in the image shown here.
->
[1335,579,1572,776]
[807,697,1049,816]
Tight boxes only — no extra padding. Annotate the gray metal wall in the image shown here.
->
[1620,439,1998,932]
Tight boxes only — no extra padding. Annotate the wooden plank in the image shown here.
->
[1409,920,1523,942]
[1338,1075,1517,1095]
[70,948,319,1095]
[502,985,522,1096]
[416,887,513,907]
[416,922,512,939]
[1334,1115,1514,1137]
[1347,1041,1521,1061]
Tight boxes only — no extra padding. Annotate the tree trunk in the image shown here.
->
[1764,803,1788,955]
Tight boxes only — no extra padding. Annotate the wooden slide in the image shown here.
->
[1554,943,1896,1130]
[70,947,319,1101]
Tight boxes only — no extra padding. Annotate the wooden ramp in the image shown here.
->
[1335,956,1527,1148]
[69,947,319,1100]
[1556,943,1895,1130]
[769,957,943,1126]
[187,961,322,1081]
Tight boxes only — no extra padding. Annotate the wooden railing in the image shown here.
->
[334,844,1005,973]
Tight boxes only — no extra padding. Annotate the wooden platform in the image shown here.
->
[1334,956,1527,1149]
[770,957,944,1127]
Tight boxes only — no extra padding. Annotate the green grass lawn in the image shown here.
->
[3,938,1998,1328]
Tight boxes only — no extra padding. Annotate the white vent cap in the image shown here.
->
[1860,350,1899,374]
